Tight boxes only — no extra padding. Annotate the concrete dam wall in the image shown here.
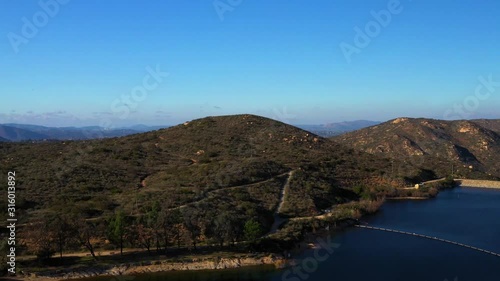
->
[456,179,500,189]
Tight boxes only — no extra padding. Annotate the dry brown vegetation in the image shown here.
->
[0,114,457,275]
[333,118,500,181]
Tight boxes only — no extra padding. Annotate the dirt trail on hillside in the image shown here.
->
[166,171,290,211]
[268,170,295,234]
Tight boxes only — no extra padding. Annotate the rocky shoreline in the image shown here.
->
[386,196,429,200]
[13,254,286,281]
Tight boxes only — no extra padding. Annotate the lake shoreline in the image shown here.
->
[10,254,287,281]
[10,222,354,281]
[7,194,442,281]
[387,196,430,200]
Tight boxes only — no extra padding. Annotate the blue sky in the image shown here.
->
[1,0,499,127]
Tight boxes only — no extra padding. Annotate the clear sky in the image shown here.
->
[1,0,499,127]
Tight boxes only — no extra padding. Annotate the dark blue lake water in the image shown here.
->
[87,187,500,281]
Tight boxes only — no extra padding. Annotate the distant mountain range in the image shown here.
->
[0,124,169,142]
[0,120,380,141]
[297,120,381,137]
[3,117,498,180]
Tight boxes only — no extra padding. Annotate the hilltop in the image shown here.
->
[0,120,379,141]
[0,114,392,223]
[333,118,500,181]
[0,114,462,277]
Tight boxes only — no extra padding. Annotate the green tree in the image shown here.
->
[144,201,163,252]
[208,209,242,248]
[243,219,262,243]
[107,210,127,255]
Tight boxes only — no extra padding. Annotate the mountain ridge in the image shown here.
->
[0,114,393,224]
[0,119,381,141]
[0,123,165,141]
[297,120,380,137]
[333,117,500,180]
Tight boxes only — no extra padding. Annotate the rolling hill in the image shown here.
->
[0,121,378,141]
[333,117,500,181]
[0,114,393,226]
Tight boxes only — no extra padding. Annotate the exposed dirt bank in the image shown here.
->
[10,254,286,281]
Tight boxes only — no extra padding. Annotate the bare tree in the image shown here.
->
[48,214,75,259]
[73,216,102,260]
[182,206,202,250]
